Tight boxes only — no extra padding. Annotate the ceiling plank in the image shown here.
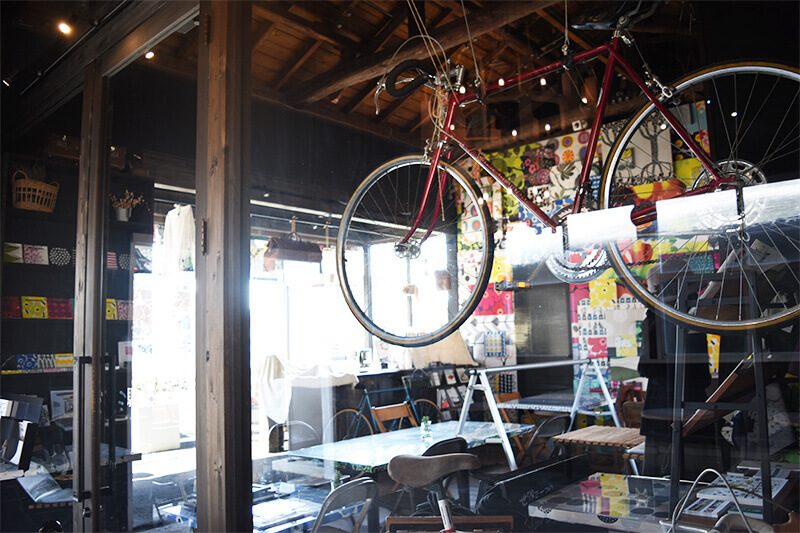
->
[341,3,451,116]
[17,0,198,134]
[274,40,323,90]
[253,2,360,52]
[252,20,276,52]
[292,0,559,105]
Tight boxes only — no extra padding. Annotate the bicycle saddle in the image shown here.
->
[388,453,480,489]
[570,0,662,30]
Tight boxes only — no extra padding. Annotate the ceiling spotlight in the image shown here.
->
[449,124,455,131]
[660,123,668,130]
[458,86,466,94]
[706,99,711,105]
[581,97,588,104]
[730,111,738,117]
[58,22,71,35]
[144,51,155,60]
[540,78,547,86]
[498,78,505,87]
[544,123,551,132]
[511,129,518,137]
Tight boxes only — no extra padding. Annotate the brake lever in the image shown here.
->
[374,80,386,115]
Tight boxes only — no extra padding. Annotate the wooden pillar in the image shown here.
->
[195,1,253,531]
[73,59,110,532]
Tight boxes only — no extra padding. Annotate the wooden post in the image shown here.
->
[195,2,253,531]
[73,59,110,532]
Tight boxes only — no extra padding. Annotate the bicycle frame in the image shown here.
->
[405,35,735,243]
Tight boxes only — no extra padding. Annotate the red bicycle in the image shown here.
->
[337,5,800,347]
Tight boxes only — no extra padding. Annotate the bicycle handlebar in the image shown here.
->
[384,59,436,99]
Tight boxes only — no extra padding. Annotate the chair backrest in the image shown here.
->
[310,478,378,533]
[423,437,467,456]
[615,383,645,427]
[370,401,418,433]
[523,415,571,465]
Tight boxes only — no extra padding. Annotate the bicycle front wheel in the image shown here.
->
[337,155,494,347]
[601,62,800,331]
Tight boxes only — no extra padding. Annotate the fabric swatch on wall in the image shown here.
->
[589,279,616,307]
[47,298,73,319]
[473,283,513,316]
[106,299,118,320]
[4,242,23,263]
[16,354,38,370]
[117,300,132,321]
[23,245,49,265]
[49,247,71,266]
[21,296,48,318]
[2,296,22,318]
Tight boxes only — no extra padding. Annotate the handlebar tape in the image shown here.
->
[385,59,436,99]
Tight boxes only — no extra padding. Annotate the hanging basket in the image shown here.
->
[11,171,59,213]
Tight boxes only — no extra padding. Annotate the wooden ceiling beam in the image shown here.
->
[253,2,359,52]
[341,4,450,117]
[273,40,322,90]
[16,0,198,134]
[292,0,559,105]
[252,20,276,52]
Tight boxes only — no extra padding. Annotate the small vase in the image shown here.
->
[116,207,131,222]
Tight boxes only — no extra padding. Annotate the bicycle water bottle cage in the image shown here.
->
[394,240,421,259]
[385,60,436,99]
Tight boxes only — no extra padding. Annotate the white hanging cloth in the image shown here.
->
[163,205,195,273]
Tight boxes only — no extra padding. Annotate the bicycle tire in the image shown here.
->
[413,398,444,424]
[337,155,494,347]
[600,61,800,331]
[324,409,374,441]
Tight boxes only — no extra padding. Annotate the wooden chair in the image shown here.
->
[495,392,536,462]
[614,383,645,428]
[370,401,418,433]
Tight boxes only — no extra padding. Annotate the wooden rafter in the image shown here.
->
[253,2,359,52]
[252,20,276,51]
[345,4,453,117]
[292,1,559,105]
[273,40,322,89]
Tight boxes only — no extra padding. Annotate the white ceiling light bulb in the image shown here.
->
[581,97,588,104]
[540,78,547,86]
[544,123,551,132]
[58,22,71,35]
[498,78,505,87]
[458,86,466,94]
[511,129,518,137]
[145,51,155,60]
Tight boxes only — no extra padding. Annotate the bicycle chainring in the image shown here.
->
[544,201,610,283]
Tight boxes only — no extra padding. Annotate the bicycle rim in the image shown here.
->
[324,409,373,441]
[601,62,800,331]
[413,399,444,424]
[337,155,493,347]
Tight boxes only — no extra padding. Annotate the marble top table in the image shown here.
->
[529,473,690,531]
[288,420,535,472]
[496,389,607,413]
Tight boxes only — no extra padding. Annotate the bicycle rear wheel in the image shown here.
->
[413,399,444,424]
[601,62,800,331]
[324,409,374,441]
[337,155,494,347]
